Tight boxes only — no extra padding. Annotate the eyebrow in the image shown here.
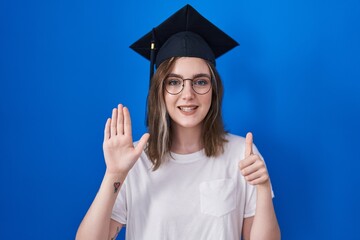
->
[167,73,211,79]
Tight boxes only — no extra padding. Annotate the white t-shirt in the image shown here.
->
[111,134,270,240]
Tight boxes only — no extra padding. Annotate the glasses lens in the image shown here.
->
[165,77,183,94]
[192,77,211,94]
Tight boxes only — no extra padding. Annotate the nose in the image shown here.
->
[181,79,195,99]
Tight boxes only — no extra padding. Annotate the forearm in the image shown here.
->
[76,171,127,240]
[250,182,280,240]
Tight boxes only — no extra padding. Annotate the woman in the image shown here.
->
[76,5,280,240]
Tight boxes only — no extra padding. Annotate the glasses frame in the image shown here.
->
[163,75,213,95]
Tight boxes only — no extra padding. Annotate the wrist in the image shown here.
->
[104,169,128,182]
[256,180,271,192]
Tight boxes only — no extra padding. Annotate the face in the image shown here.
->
[164,57,212,131]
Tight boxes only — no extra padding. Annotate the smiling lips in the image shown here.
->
[178,106,198,113]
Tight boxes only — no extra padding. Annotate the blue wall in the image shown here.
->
[1,0,359,239]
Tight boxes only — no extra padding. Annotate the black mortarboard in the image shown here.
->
[130,4,239,80]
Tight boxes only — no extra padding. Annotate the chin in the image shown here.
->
[171,119,204,129]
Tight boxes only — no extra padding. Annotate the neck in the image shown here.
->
[170,123,203,154]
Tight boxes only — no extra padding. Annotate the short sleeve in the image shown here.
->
[243,182,257,218]
[111,180,127,225]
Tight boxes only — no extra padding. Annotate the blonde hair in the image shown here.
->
[146,57,227,170]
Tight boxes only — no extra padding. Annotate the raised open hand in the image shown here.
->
[103,104,150,175]
[239,132,269,186]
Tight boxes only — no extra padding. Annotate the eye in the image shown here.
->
[193,78,210,86]
[166,78,182,86]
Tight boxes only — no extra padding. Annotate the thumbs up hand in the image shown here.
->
[239,132,270,186]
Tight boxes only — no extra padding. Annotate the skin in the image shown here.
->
[240,132,281,240]
[76,105,148,240]
[164,57,212,153]
[76,57,280,240]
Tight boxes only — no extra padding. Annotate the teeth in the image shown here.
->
[179,106,196,112]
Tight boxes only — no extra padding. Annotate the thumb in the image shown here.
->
[135,133,150,155]
[245,132,253,157]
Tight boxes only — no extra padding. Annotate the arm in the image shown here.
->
[240,133,281,240]
[76,104,149,240]
[109,219,123,240]
[76,171,125,240]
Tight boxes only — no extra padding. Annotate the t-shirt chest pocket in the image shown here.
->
[199,178,236,217]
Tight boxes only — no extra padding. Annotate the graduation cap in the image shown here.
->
[130,4,239,80]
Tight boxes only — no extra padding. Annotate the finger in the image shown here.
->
[244,170,264,182]
[240,157,263,175]
[111,108,117,136]
[250,175,269,185]
[134,133,150,156]
[239,154,257,170]
[123,107,132,136]
[117,104,124,135]
[245,132,253,157]
[104,118,111,141]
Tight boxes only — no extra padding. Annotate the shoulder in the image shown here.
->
[224,133,246,150]
[220,133,247,159]
[222,133,263,159]
[224,133,246,144]
[225,133,262,153]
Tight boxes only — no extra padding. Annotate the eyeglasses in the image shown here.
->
[164,74,212,95]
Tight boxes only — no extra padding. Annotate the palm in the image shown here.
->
[103,104,149,174]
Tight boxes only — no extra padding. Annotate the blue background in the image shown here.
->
[1,0,359,239]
